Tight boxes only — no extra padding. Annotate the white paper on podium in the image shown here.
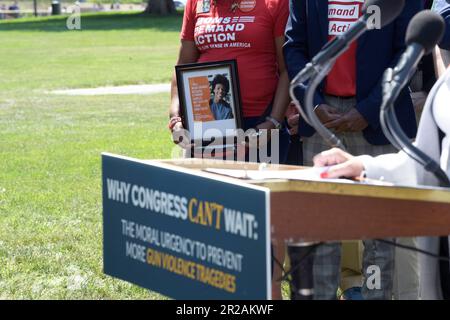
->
[204,167,357,184]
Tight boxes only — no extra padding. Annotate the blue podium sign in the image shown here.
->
[102,153,271,300]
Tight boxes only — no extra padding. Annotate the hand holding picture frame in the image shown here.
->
[175,60,244,144]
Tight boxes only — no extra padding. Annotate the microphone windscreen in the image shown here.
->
[406,10,445,54]
[363,0,405,27]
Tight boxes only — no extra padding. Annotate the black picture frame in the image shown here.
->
[175,60,243,144]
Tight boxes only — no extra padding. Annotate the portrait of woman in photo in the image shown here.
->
[209,74,234,121]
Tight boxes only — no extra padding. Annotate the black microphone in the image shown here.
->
[291,0,405,86]
[380,10,450,187]
[384,10,446,101]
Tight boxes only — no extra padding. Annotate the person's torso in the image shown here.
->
[210,100,233,120]
[325,0,364,97]
[187,0,285,117]
[296,0,419,143]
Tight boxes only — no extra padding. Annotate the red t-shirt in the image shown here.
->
[325,0,364,97]
[181,0,289,117]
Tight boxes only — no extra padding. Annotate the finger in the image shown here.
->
[172,122,184,132]
[320,117,332,126]
[287,115,299,127]
[322,105,340,114]
[172,130,192,149]
[326,113,341,120]
[331,117,350,132]
[327,108,341,114]
[289,128,298,135]
[176,141,193,149]
[324,118,342,128]
[313,148,348,167]
[176,140,193,149]
[313,155,339,167]
[322,161,361,179]
[334,123,348,133]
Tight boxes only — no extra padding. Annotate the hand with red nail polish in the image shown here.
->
[320,171,329,179]
[314,148,365,179]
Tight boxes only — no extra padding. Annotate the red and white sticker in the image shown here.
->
[328,0,364,36]
[239,0,256,13]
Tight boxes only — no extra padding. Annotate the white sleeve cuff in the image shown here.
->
[357,155,382,180]
[357,152,417,185]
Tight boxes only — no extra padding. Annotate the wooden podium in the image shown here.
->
[154,158,450,243]
[103,154,450,299]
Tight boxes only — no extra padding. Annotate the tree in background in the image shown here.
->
[145,0,175,15]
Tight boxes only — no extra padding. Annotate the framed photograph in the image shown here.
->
[175,60,243,143]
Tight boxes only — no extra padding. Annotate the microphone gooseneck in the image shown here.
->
[304,61,346,149]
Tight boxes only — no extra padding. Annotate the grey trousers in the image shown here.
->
[303,95,397,300]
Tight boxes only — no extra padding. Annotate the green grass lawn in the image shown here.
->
[0,12,290,300]
[0,12,182,299]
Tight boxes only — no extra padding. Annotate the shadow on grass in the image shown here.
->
[0,12,183,32]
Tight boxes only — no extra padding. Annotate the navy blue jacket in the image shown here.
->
[284,0,422,145]
[432,0,450,49]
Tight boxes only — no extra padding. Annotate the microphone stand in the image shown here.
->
[379,69,404,151]
[303,59,346,150]
[380,68,450,188]
[287,60,345,300]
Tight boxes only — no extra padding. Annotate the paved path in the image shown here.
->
[50,84,171,96]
